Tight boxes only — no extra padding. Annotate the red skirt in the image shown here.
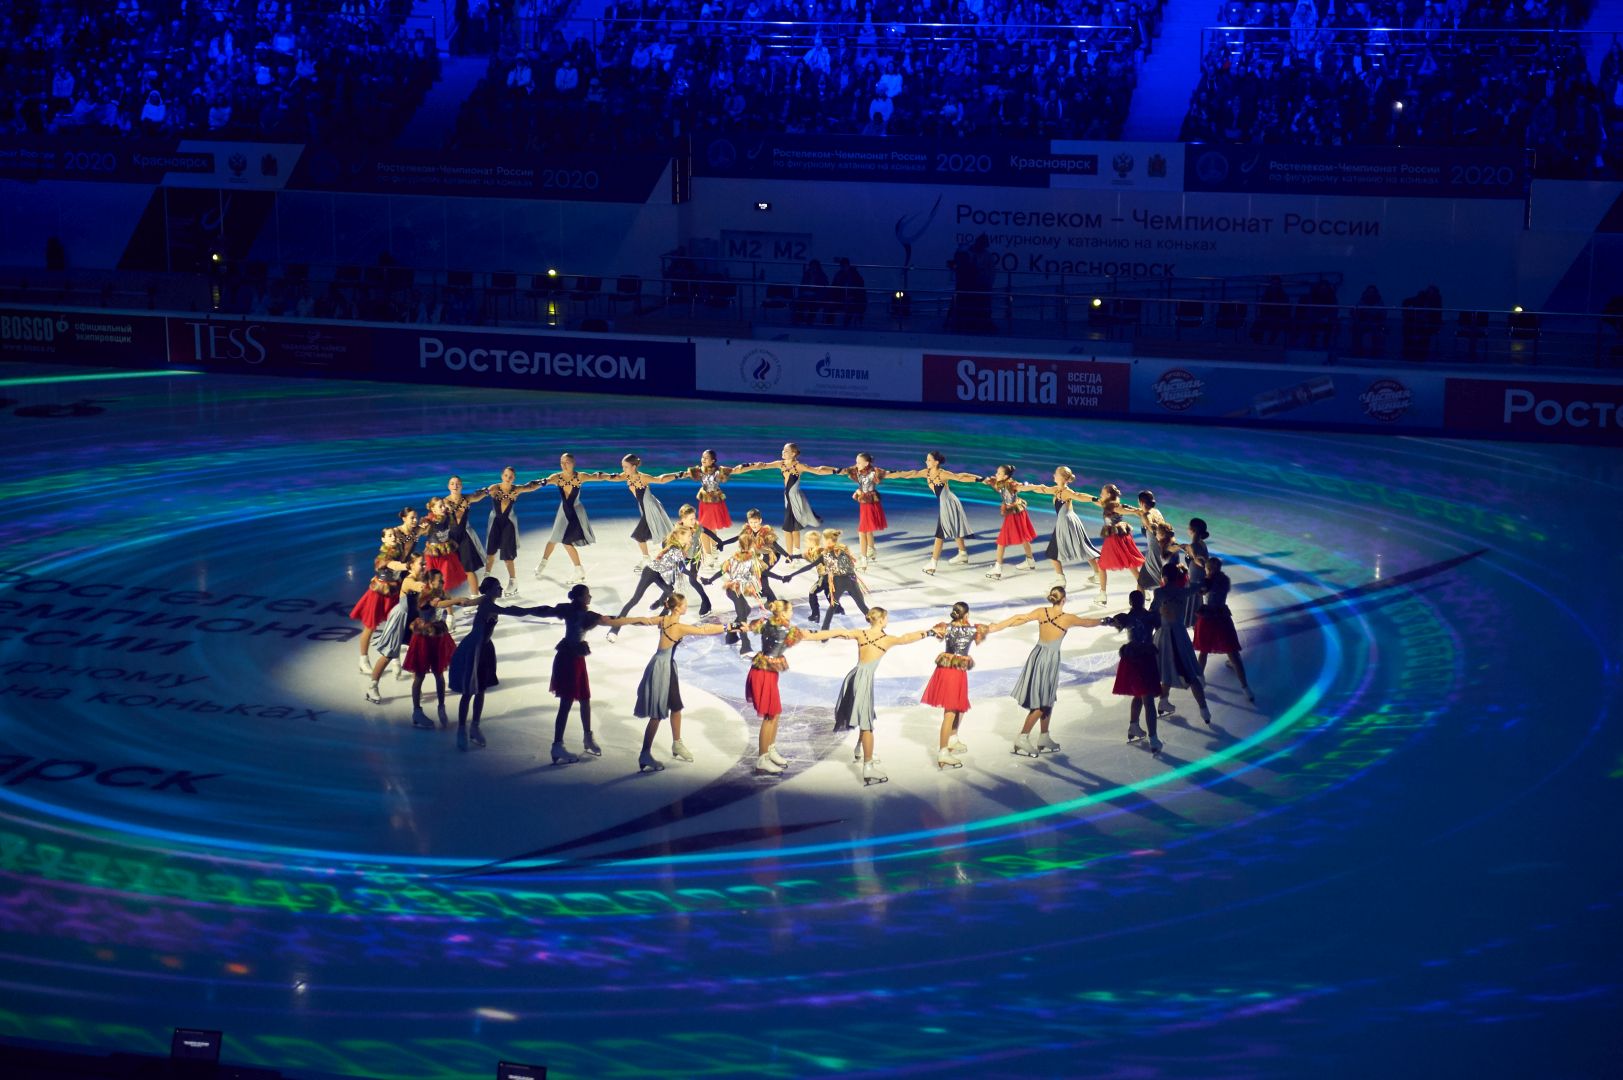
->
[1112,643,1161,697]
[1194,608,1242,654]
[697,502,732,530]
[349,590,397,630]
[403,633,455,675]
[1098,534,1145,571]
[550,652,591,699]
[996,510,1037,547]
[745,667,781,717]
[857,500,888,534]
[424,554,467,591]
[921,666,971,712]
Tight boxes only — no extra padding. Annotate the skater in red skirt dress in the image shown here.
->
[921,601,1008,769]
[687,449,745,558]
[401,572,478,729]
[740,599,807,774]
[1095,484,1146,599]
[1103,590,1165,753]
[527,583,657,763]
[982,465,1038,579]
[348,511,421,671]
[420,497,469,595]
[843,453,889,568]
[1192,558,1254,703]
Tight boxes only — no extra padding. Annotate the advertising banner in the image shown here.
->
[0,308,167,366]
[1183,145,1527,201]
[694,135,1184,191]
[696,340,919,403]
[1130,359,1445,430]
[922,353,1129,415]
[1444,377,1623,444]
[162,316,694,397]
[0,137,302,189]
[375,325,694,397]
[166,316,374,373]
[286,147,668,203]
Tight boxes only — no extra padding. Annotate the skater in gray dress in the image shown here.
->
[804,607,933,786]
[888,451,981,576]
[734,443,838,555]
[989,586,1106,757]
[630,593,729,772]
[1019,466,1104,595]
[1122,490,1171,591]
[1153,591,1213,725]
[612,453,681,566]
[534,452,615,585]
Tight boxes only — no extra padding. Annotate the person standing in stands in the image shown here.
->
[832,257,867,326]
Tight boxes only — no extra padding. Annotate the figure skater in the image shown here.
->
[1192,557,1254,702]
[1179,517,1212,629]
[420,496,469,596]
[401,569,477,728]
[1095,484,1145,597]
[1121,489,1170,590]
[687,449,744,558]
[442,475,489,599]
[614,454,680,566]
[982,465,1038,578]
[483,467,544,596]
[529,584,657,763]
[803,608,932,786]
[723,510,791,597]
[1020,466,1103,595]
[349,515,417,671]
[770,530,844,622]
[365,552,426,696]
[816,528,870,629]
[535,452,613,584]
[674,505,717,615]
[740,599,807,774]
[888,451,979,575]
[448,576,544,751]
[1154,591,1212,725]
[843,452,888,567]
[920,601,1009,769]
[992,586,1106,756]
[708,531,766,654]
[1102,590,1164,752]
[607,526,693,638]
[631,593,729,771]
[735,443,837,553]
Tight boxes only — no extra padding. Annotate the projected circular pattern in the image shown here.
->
[0,370,1613,1079]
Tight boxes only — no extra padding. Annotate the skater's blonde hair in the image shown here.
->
[1055,465,1074,484]
[865,607,888,625]
[767,599,792,619]
[662,525,691,548]
[822,528,843,543]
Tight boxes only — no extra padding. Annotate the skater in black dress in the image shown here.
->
[482,466,545,596]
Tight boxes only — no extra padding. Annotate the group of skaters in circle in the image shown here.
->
[346,446,1256,783]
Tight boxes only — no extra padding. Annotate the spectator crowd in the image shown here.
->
[1181,0,1621,177]
[0,0,440,144]
[453,0,1167,152]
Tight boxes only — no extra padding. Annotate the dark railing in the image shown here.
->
[3,264,1617,371]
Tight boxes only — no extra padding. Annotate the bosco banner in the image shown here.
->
[0,308,167,366]
[1130,359,1444,430]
